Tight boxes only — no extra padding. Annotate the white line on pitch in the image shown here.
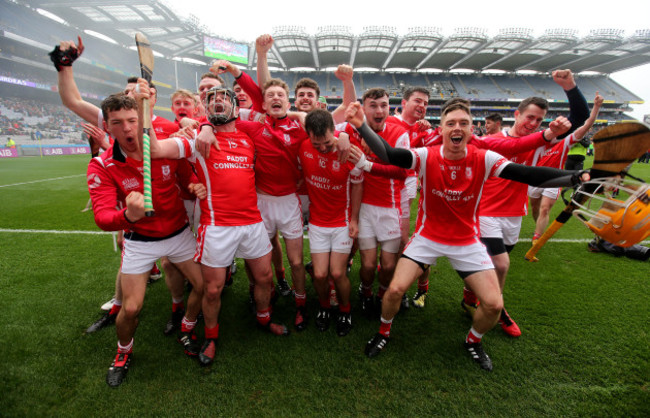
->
[0,228,111,235]
[2,229,647,246]
[0,174,85,188]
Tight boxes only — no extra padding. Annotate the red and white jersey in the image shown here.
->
[87,143,189,237]
[386,115,434,149]
[239,108,264,122]
[176,130,261,227]
[532,132,579,169]
[298,139,363,228]
[337,122,409,209]
[237,117,309,196]
[151,115,178,139]
[479,129,548,217]
[411,144,509,245]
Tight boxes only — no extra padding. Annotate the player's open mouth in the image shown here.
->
[272,103,282,109]
[451,135,463,144]
[125,136,135,144]
[178,111,187,118]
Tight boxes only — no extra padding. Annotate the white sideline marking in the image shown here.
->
[0,174,85,188]
[0,228,111,235]
[1,229,647,246]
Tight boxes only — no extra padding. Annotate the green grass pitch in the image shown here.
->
[0,154,648,416]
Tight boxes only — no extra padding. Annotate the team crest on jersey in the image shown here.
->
[122,177,140,191]
[284,133,292,146]
[332,160,341,171]
[318,156,327,168]
[161,165,172,181]
[465,167,472,179]
[87,173,101,189]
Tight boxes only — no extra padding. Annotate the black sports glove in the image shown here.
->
[571,169,590,186]
[49,45,80,71]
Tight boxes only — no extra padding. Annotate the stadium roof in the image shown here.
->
[26,0,650,74]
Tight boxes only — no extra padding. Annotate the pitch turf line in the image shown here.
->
[0,228,112,235]
[0,174,85,188]
[3,228,646,244]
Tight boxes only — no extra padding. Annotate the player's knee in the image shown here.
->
[330,269,345,283]
[480,296,503,317]
[204,285,222,303]
[122,301,142,320]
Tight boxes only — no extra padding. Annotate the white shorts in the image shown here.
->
[358,203,402,252]
[479,216,522,246]
[299,194,310,222]
[257,193,304,240]
[121,226,195,274]
[403,233,494,272]
[308,224,353,254]
[528,185,561,200]
[195,222,272,268]
[400,177,418,219]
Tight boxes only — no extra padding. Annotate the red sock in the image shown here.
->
[533,232,541,241]
[466,328,483,344]
[256,308,271,326]
[276,268,285,281]
[379,317,392,338]
[205,324,219,339]
[418,279,429,292]
[181,317,196,333]
[117,338,133,354]
[339,303,351,314]
[377,285,388,299]
[463,287,478,305]
[172,301,184,313]
[294,291,306,307]
[108,304,121,316]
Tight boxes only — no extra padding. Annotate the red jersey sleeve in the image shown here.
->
[86,158,131,232]
[236,72,264,114]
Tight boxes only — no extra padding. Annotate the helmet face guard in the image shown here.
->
[205,87,239,126]
[572,177,650,247]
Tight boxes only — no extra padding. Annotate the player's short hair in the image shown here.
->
[485,113,503,123]
[262,78,290,97]
[200,72,225,87]
[295,78,320,97]
[304,109,334,138]
[126,76,155,91]
[171,88,197,105]
[362,87,389,103]
[518,96,548,113]
[440,97,471,119]
[101,93,137,122]
[403,87,430,101]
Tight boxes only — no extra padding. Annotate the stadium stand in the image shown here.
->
[0,0,647,150]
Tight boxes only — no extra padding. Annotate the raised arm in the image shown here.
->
[51,36,101,125]
[345,102,413,168]
[210,59,264,112]
[331,65,358,124]
[255,34,274,88]
[572,92,604,141]
[552,69,589,138]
